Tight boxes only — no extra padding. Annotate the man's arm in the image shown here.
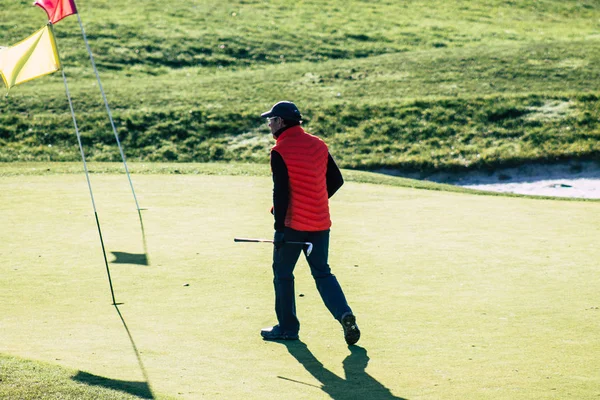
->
[326,153,344,198]
[271,150,289,231]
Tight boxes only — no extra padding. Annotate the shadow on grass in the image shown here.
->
[279,341,407,399]
[110,251,149,266]
[72,305,155,398]
[72,371,153,399]
[109,209,151,267]
[138,209,151,266]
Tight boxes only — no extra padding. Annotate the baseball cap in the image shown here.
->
[261,101,302,121]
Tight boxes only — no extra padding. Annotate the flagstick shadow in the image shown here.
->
[115,304,155,396]
[138,208,151,266]
[72,371,153,399]
[72,304,155,398]
[71,304,154,398]
[109,209,151,267]
[110,251,148,266]
[278,341,407,400]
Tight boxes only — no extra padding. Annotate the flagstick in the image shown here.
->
[72,6,141,213]
[51,23,118,305]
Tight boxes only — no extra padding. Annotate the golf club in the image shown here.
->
[234,237,313,256]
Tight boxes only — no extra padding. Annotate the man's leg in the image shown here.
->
[271,228,303,335]
[305,230,352,320]
[306,230,360,345]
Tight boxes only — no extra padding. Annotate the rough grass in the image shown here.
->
[2,0,598,72]
[0,354,163,399]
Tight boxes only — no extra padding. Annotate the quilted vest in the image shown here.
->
[272,125,331,231]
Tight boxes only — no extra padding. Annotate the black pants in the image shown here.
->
[272,228,352,334]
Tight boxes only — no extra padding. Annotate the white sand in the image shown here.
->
[454,161,600,199]
[461,177,600,199]
[385,160,600,199]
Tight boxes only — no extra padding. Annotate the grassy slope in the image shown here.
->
[3,1,598,71]
[0,1,599,170]
[1,167,599,399]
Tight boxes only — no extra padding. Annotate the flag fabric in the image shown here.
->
[34,0,77,25]
[0,25,61,92]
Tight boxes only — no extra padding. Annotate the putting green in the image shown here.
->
[1,173,599,399]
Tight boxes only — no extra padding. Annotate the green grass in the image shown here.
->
[0,354,162,399]
[2,0,598,72]
[1,161,597,202]
[1,0,599,170]
[1,164,599,399]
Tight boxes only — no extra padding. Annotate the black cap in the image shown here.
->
[261,101,302,121]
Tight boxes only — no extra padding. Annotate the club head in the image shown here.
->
[305,242,313,257]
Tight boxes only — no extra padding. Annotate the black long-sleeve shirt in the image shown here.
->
[271,150,344,231]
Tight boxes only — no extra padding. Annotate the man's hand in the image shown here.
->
[273,231,285,250]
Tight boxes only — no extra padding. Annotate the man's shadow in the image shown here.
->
[279,341,407,400]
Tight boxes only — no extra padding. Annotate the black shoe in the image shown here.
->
[341,313,360,345]
[261,325,299,341]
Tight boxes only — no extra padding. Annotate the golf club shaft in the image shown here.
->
[234,238,313,256]
[234,238,310,246]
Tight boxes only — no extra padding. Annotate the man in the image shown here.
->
[259,100,360,345]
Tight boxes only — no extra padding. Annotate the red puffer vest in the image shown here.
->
[272,125,331,231]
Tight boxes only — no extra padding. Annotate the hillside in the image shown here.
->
[0,0,599,172]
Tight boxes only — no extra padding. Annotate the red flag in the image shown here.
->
[34,0,78,24]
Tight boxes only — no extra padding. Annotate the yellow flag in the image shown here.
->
[0,25,61,92]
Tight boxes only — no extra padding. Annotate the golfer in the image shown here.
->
[260,101,360,345]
